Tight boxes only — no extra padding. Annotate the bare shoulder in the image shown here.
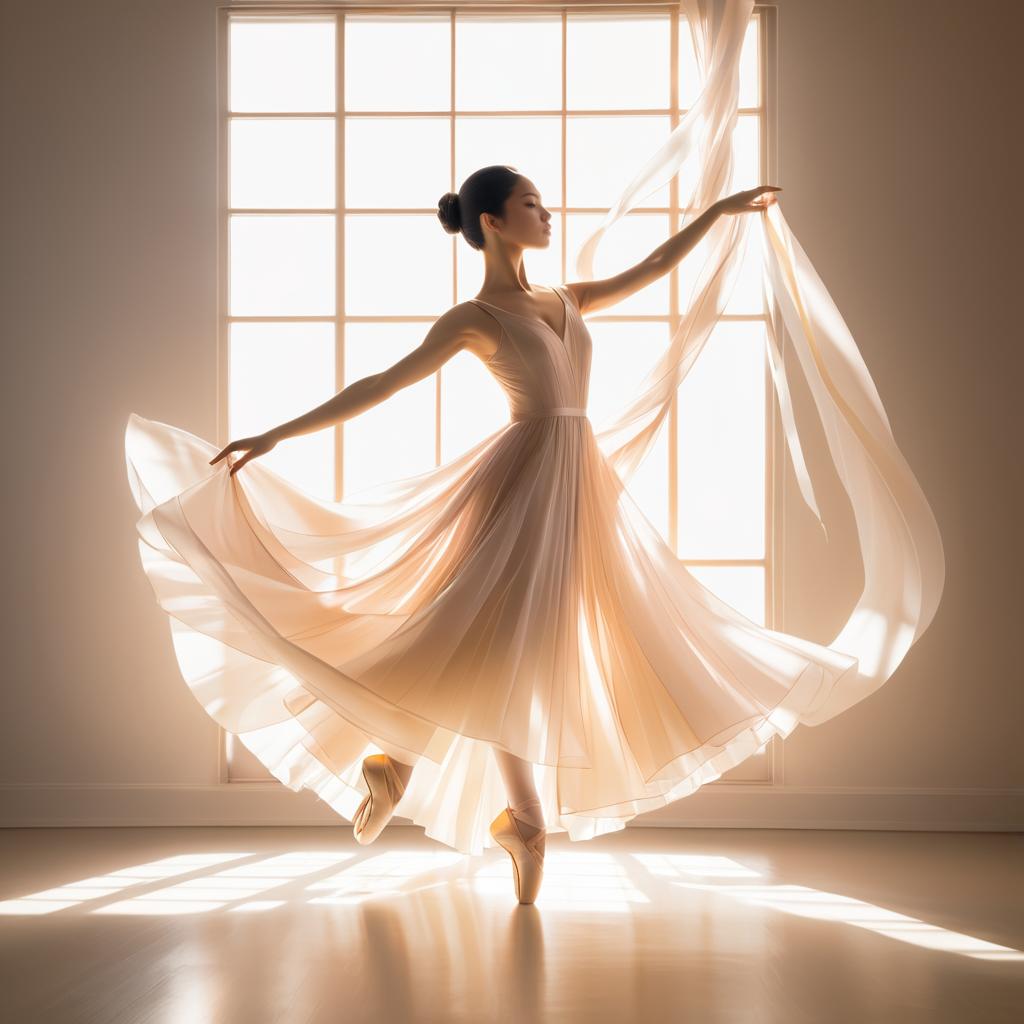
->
[561,281,587,315]
[417,300,493,350]
[373,302,497,395]
[450,298,501,361]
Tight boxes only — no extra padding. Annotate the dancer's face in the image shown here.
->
[483,179,552,250]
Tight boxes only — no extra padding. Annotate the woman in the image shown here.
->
[191,165,782,904]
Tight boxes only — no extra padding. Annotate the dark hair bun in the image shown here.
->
[437,192,462,234]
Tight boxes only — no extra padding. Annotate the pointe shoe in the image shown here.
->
[489,799,546,904]
[353,754,406,845]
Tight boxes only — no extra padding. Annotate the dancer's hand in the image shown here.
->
[209,431,277,476]
[716,185,782,215]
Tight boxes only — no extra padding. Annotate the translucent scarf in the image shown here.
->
[579,0,945,723]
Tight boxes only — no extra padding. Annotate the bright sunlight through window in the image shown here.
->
[3,848,1020,961]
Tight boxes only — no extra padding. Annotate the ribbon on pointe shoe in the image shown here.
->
[508,796,546,833]
[490,800,546,904]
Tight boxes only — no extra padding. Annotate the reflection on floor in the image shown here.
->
[1,826,1021,1022]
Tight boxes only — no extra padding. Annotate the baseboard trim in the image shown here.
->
[1,783,1020,831]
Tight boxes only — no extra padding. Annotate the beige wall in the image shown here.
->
[0,0,1018,829]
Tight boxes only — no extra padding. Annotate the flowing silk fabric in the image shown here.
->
[579,0,945,726]
[125,0,944,855]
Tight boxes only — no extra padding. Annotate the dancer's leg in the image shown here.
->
[491,746,545,834]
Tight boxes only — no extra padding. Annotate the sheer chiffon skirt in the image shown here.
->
[126,410,857,854]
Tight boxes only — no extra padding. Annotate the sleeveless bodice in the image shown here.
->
[468,284,592,422]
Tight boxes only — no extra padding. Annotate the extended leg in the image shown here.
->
[491,745,545,834]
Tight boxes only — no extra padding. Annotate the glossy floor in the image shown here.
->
[1,826,1021,1023]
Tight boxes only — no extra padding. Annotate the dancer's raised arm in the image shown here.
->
[210,304,476,476]
[566,185,781,316]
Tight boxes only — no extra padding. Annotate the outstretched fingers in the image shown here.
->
[228,453,254,476]
[209,443,237,466]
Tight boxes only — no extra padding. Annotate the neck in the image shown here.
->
[480,241,534,294]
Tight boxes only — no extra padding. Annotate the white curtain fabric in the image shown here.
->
[582,0,945,725]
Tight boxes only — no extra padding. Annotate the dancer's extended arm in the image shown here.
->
[210,304,477,476]
[565,185,781,316]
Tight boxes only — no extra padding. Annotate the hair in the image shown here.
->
[437,165,523,251]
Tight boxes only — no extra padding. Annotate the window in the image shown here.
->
[220,4,776,785]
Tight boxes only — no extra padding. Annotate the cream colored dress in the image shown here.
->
[124,282,875,855]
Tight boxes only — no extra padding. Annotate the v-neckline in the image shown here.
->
[471,286,569,343]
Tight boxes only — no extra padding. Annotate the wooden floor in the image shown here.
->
[1,826,1021,1023]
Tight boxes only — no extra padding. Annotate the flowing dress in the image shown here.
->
[125,282,867,855]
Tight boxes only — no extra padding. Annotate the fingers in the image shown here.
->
[209,438,262,474]
[228,456,247,476]
[209,443,235,466]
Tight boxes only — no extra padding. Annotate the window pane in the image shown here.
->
[676,148,702,210]
[626,419,671,543]
[678,17,758,110]
[726,214,767,315]
[739,17,760,108]
[345,15,450,112]
[679,17,758,110]
[588,321,672,542]
[677,113,759,210]
[228,322,335,500]
[566,213,670,315]
[342,325,436,497]
[345,215,452,315]
[442,350,510,462]
[730,114,760,193]
[567,12,671,111]
[677,321,766,560]
[230,118,335,209]
[587,321,669,431]
[230,215,335,316]
[677,217,766,316]
[679,18,701,109]
[686,565,765,626]
[455,116,563,207]
[456,15,562,111]
[345,117,450,208]
[230,18,336,113]
[568,115,672,209]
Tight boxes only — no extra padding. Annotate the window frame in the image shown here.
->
[217,2,783,788]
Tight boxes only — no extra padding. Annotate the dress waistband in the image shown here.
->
[512,406,588,421]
